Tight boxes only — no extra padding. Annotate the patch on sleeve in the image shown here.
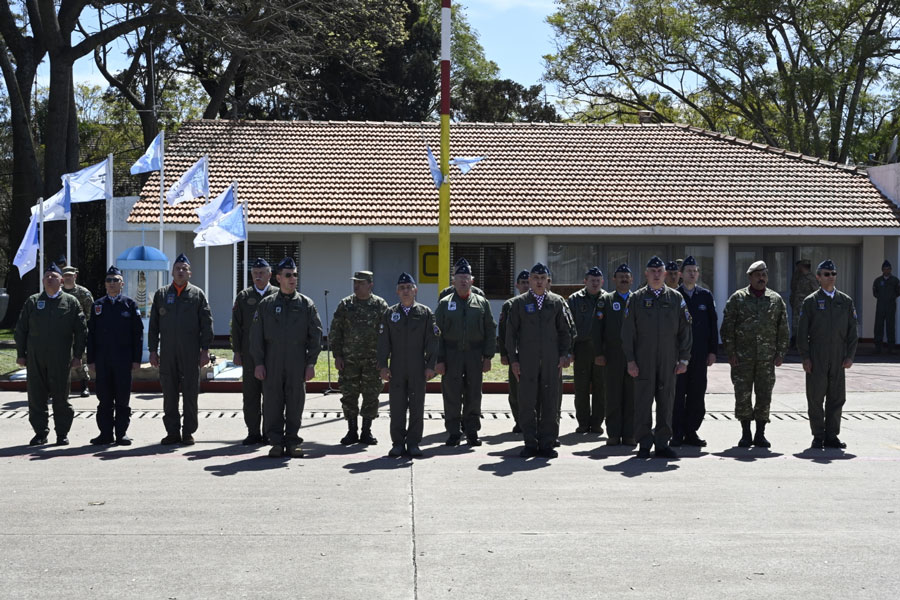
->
[433,324,440,336]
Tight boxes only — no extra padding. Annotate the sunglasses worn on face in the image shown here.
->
[105,277,122,283]
[821,271,837,277]
[281,272,298,278]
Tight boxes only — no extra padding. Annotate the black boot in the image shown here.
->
[738,420,752,447]
[340,417,359,445]
[753,421,771,448]
[359,418,377,445]
[80,380,90,398]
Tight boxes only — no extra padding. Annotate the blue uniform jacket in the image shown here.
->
[677,285,719,358]
[87,294,144,364]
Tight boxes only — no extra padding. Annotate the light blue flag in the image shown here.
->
[30,186,68,222]
[193,203,246,248]
[194,183,235,232]
[166,156,209,205]
[67,158,110,203]
[130,132,163,175]
[13,212,41,277]
[426,145,443,189]
[450,156,486,174]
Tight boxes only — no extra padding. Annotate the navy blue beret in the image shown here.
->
[682,255,697,267]
[646,256,664,269]
[454,258,472,275]
[585,266,603,278]
[174,253,190,266]
[615,263,632,275]
[397,272,416,285]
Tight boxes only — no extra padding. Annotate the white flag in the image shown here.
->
[130,132,164,175]
[30,186,68,222]
[166,156,209,206]
[67,158,110,203]
[194,203,246,248]
[13,212,41,277]
[194,182,235,232]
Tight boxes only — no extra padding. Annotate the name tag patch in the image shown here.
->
[275,306,282,314]
[391,312,401,322]
[612,302,621,311]
[167,294,175,304]
[643,299,653,308]
[121,311,130,317]
[817,300,826,310]
[247,297,257,306]
[448,301,456,311]
[37,301,45,310]
[525,304,536,313]
[699,304,707,311]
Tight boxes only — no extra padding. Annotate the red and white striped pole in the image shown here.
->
[438,0,452,288]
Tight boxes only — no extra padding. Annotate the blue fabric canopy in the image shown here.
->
[116,245,169,271]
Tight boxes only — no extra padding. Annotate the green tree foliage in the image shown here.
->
[454,78,560,122]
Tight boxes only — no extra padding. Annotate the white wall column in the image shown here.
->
[350,233,367,273]
[895,236,900,347]
[862,235,885,342]
[533,235,548,266]
[713,236,730,342]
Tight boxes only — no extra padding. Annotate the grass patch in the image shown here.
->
[0,348,22,376]
[0,329,14,341]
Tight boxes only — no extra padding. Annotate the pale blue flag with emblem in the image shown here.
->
[130,132,163,175]
[67,158,110,203]
[194,182,235,232]
[166,155,208,205]
[194,203,246,248]
[30,185,68,222]
[13,212,41,276]
[426,145,443,189]
[450,156,485,174]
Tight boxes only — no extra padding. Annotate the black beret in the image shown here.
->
[454,257,472,275]
[614,263,632,275]
[106,265,123,277]
[884,259,892,269]
[646,256,664,269]
[585,266,603,278]
[174,253,190,266]
[397,272,416,285]
[516,269,530,282]
[531,262,550,275]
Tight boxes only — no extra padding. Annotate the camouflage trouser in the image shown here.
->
[731,359,775,422]
[338,358,382,420]
[69,351,90,383]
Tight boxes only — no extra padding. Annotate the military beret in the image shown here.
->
[883,259,892,269]
[746,260,767,274]
[397,272,415,285]
[61,266,78,275]
[276,257,297,272]
[174,253,191,266]
[251,257,270,269]
[817,259,836,272]
[796,258,811,267]
[516,269,530,282]
[44,262,62,275]
[454,258,472,276]
[682,255,697,267]
[646,256,664,269]
[665,261,679,272]
[614,263,632,275]
[351,270,374,282]
[106,265,123,277]
[530,262,550,275]
[585,266,603,278]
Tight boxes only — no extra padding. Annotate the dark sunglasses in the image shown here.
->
[105,277,122,283]
[281,272,298,278]
[820,271,837,277]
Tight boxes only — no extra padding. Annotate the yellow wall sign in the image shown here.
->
[419,245,439,284]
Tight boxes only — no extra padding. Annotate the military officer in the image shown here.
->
[15,263,87,446]
[498,270,531,433]
[789,259,818,347]
[148,253,214,446]
[86,266,143,445]
[435,258,496,447]
[672,256,718,447]
[505,263,572,459]
[797,260,859,449]
[568,266,606,434]
[593,264,636,446]
[230,257,277,444]
[720,260,789,448]
[331,270,389,445]
[873,260,900,354]
[664,261,681,289]
[61,265,94,397]
[377,273,439,458]
[621,256,692,459]
[250,257,322,458]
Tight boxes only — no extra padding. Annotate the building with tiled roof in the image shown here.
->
[114,120,900,339]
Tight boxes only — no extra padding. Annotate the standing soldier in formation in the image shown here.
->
[720,260,789,448]
[798,260,859,449]
[148,253,214,446]
[505,263,572,459]
[250,257,322,458]
[672,256,718,447]
[230,258,277,445]
[789,259,818,347]
[377,273,439,458]
[664,261,681,289]
[331,270,389,446]
[87,266,143,446]
[15,263,87,446]
[498,270,531,433]
[593,264,636,447]
[873,259,900,354]
[568,266,606,435]
[61,265,94,397]
[621,256,692,459]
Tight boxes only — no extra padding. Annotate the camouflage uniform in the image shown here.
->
[790,269,818,335]
[330,293,390,420]
[231,284,277,437]
[720,287,789,422]
[63,283,93,386]
[568,288,606,432]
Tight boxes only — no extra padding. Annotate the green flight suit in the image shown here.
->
[249,290,322,447]
[231,284,277,435]
[505,291,572,451]
[439,285,485,300]
[15,291,87,438]
[592,290,635,441]
[568,288,606,431]
[63,283,93,385]
[621,286,692,449]
[797,289,859,439]
[377,303,439,448]
[330,293,389,420]
[435,291,496,437]
[873,274,900,348]
[720,287,789,423]
[497,296,519,424]
[148,283,214,436]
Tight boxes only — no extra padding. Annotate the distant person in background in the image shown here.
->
[873,260,899,354]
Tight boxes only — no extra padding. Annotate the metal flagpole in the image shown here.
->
[243,195,248,290]
[204,246,209,295]
[322,289,337,394]
[233,181,239,297]
[106,153,114,267]
[37,197,44,292]
[158,130,165,291]
[438,0,452,288]
[65,177,71,265]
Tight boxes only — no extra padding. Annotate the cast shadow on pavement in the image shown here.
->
[479,430,520,446]
[712,447,785,462]
[602,456,680,478]
[95,443,183,460]
[0,398,27,410]
[183,444,260,461]
[572,445,642,460]
[299,441,371,460]
[343,455,413,474]
[204,455,293,476]
[792,448,857,463]
[24,444,107,460]
[477,450,553,477]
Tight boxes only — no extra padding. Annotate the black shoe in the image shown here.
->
[388,444,404,457]
[407,444,423,458]
[445,434,461,447]
[56,436,69,446]
[242,433,263,445]
[824,437,846,449]
[753,421,771,448]
[29,435,48,446]
[538,448,559,458]
[590,426,604,435]
[605,437,621,446]
[621,438,637,447]
[90,435,115,445]
[738,420,752,447]
[340,430,359,445]
[467,435,482,447]
[811,437,825,449]
[654,446,678,459]
[80,387,90,398]
[670,435,684,447]
[115,436,133,446]
[519,446,538,458]
[289,444,304,458]
[636,447,651,459]
[575,425,590,434]
[683,433,707,447]
[512,424,522,434]
[161,433,181,445]
[181,434,195,446]
[553,439,561,448]
[268,444,284,457]
[359,429,378,445]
